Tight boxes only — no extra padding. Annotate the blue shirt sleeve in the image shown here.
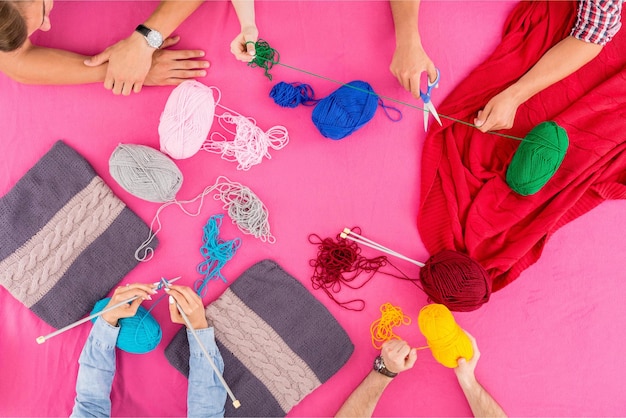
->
[70,316,120,417]
[187,327,227,417]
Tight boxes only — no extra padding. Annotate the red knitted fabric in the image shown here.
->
[418,0,626,292]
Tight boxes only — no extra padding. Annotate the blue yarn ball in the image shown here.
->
[311,80,379,140]
[270,82,317,108]
[91,298,162,354]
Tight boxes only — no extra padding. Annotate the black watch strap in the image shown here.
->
[135,24,151,37]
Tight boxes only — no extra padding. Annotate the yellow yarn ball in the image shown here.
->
[418,304,473,368]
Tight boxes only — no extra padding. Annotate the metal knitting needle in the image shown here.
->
[340,228,425,267]
[167,290,241,409]
[35,277,181,344]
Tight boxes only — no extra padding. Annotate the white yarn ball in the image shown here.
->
[159,80,216,160]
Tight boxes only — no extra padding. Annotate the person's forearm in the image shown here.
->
[505,36,603,105]
[458,376,507,418]
[390,0,421,43]
[187,327,227,418]
[143,0,205,37]
[335,371,392,418]
[231,0,256,29]
[70,317,119,417]
[0,42,106,84]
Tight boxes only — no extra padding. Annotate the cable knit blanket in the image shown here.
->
[0,141,156,328]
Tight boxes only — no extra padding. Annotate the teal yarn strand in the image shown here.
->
[195,214,241,297]
[506,121,569,195]
[91,297,162,354]
[248,40,280,81]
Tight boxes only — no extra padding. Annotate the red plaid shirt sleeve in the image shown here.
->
[571,0,623,45]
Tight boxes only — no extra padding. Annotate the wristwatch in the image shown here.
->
[373,355,398,378]
[135,24,164,49]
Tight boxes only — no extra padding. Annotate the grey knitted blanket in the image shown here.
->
[165,259,354,417]
[0,141,156,328]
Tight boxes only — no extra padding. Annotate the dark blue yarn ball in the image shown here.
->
[311,80,378,140]
[270,82,317,108]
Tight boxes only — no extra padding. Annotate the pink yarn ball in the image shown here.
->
[159,80,216,160]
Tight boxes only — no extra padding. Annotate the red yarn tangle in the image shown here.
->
[308,227,420,311]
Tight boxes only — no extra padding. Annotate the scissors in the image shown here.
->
[419,68,442,132]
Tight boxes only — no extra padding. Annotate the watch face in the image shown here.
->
[373,356,384,371]
[146,30,163,48]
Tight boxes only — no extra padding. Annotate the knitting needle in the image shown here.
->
[166,287,241,409]
[341,228,418,263]
[340,228,425,267]
[35,277,181,344]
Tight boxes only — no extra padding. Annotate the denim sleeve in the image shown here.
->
[70,316,119,418]
[187,327,227,418]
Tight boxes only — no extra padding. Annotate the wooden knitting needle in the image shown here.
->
[35,277,181,344]
[167,288,241,409]
[340,227,425,267]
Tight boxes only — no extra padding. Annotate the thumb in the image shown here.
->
[246,42,256,57]
[427,64,438,84]
[127,297,143,315]
[457,357,467,367]
[168,295,180,322]
[474,109,485,127]
[161,35,180,49]
[406,348,418,368]
[84,49,111,67]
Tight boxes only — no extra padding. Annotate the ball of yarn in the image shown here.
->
[311,80,379,140]
[506,121,569,196]
[270,82,317,108]
[91,297,162,354]
[109,143,183,203]
[420,250,491,312]
[418,303,474,368]
[159,80,216,159]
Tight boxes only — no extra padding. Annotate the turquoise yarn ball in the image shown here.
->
[91,298,162,354]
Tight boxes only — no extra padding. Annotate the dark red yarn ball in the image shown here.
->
[419,250,491,312]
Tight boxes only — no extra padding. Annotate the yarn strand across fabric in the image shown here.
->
[135,176,274,261]
[202,109,289,171]
[308,228,420,311]
[370,303,411,349]
[194,214,241,297]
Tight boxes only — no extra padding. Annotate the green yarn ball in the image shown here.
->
[506,121,569,196]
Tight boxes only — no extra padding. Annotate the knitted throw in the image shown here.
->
[417,1,626,291]
[0,141,157,329]
[165,259,354,417]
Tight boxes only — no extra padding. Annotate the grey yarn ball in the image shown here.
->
[109,144,183,203]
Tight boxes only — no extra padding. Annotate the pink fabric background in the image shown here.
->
[1,1,625,416]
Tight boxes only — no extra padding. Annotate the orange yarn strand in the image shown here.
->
[370,303,411,350]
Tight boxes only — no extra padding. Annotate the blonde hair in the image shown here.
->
[0,1,28,52]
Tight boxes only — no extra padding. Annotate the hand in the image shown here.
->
[454,330,480,387]
[84,31,156,96]
[144,37,209,86]
[101,283,157,327]
[474,86,524,132]
[390,36,437,100]
[380,339,418,374]
[166,285,209,330]
[230,24,259,63]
